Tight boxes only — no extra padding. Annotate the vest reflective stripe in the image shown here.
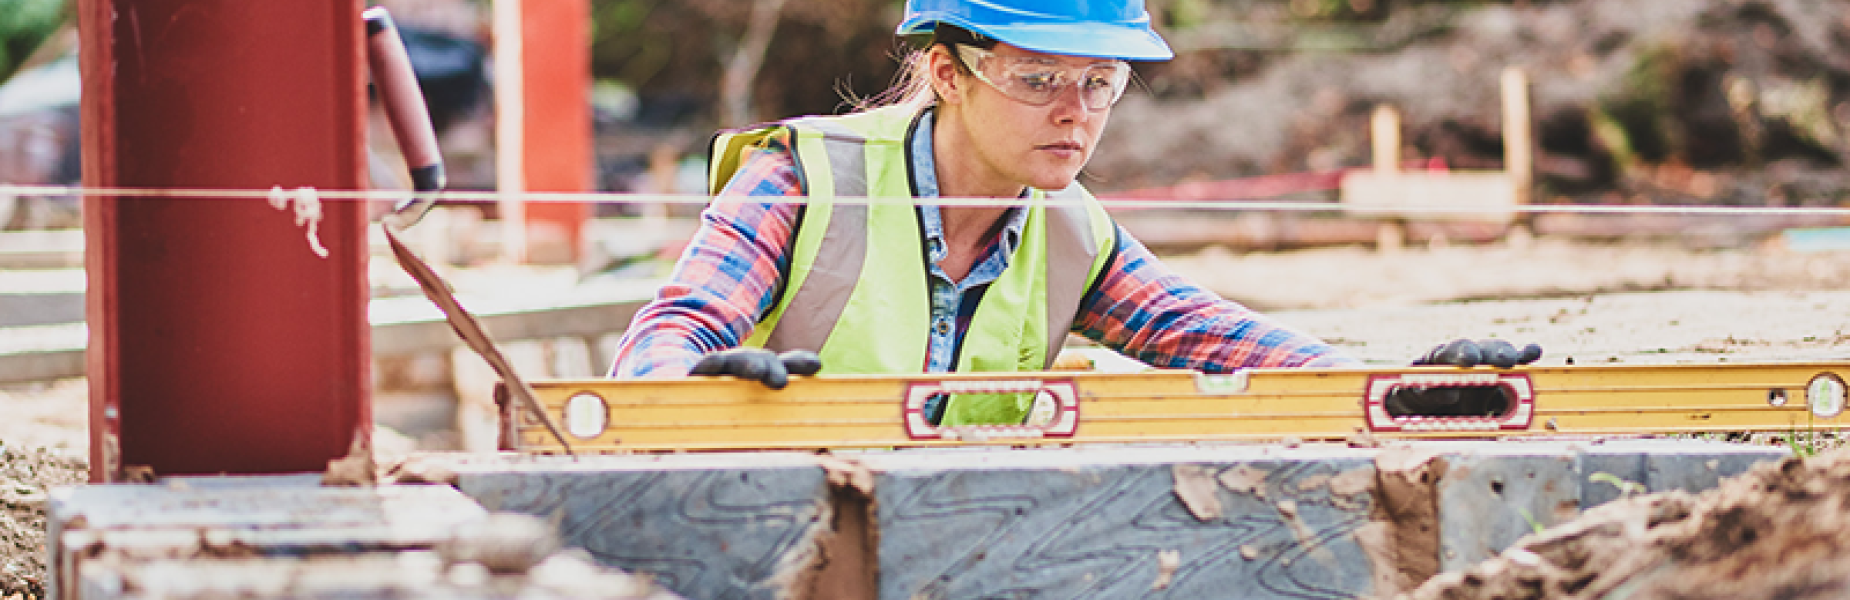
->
[1040,187,1112,364]
[713,107,1116,421]
[744,117,878,353]
[756,201,863,353]
[794,113,930,373]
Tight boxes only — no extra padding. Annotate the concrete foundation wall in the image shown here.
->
[453,453,834,600]
[442,440,1783,600]
[858,447,1380,599]
[51,440,1788,599]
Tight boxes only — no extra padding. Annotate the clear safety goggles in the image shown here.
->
[956,45,1132,111]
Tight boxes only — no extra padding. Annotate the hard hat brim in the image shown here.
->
[898,17,1174,62]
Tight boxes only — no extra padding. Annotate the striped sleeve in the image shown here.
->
[607,139,805,378]
[1072,225,1361,372]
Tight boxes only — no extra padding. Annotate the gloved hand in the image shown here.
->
[1414,339,1543,369]
[688,348,822,390]
[1392,339,1543,417]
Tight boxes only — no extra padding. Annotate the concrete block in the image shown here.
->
[1577,439,1786,508]
[74,552,680,599]
[49,475,487,600]
[1432,439,1790,573]
[451,453,837,600]
[858,445,1382,600]
[1431,443,1582,572]
[1641,442,1785,494]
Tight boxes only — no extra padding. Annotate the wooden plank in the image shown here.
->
[0,227,83,268]
[1341,170,1519,224]
[0,281,658,383]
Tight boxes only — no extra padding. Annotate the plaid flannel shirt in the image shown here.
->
[611,114,1355,378]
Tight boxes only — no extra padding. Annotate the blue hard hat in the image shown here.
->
[897,0,1174,61]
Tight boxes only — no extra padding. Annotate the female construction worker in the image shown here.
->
[608,0,1536,426]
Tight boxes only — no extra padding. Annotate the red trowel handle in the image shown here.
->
[364,6,445,225]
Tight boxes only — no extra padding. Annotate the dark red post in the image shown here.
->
[79,0,372,481]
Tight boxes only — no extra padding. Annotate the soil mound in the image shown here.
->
[1404,448,1850,599]
[0,443,86,599]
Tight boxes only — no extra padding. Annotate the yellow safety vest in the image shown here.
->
[709,106,1116,425]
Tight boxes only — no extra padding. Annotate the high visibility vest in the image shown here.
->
[708,106,1117,425]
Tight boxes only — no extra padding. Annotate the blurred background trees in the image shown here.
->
[0,0,65,83]
[577,0,1850,206]
[1,0,1847,211]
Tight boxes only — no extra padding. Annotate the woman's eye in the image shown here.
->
[1017,73,1059,92]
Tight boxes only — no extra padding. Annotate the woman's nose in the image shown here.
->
[1049,85,1093,123]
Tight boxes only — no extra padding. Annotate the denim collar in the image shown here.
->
[910,107,1027,263]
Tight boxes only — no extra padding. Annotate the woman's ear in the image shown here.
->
[926,46,962,105]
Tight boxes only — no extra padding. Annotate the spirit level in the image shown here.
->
[501,363,1850,453]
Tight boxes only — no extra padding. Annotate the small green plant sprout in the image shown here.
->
[1786,427,1820,458]
[1590,472,1648,498]
[1517,508,1546,534]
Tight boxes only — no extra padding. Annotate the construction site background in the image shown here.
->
[4,0,1850,598]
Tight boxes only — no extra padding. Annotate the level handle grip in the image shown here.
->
[364,7,446,195]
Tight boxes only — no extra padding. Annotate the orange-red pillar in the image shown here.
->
[503,0,592,263]
[79,0,371,481]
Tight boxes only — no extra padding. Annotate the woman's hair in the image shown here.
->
[849,24,997,113]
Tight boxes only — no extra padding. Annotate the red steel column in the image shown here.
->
[520,0,592,262]
[79,0,371,481]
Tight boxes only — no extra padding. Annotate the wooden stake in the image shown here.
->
[493,0,527,263]
[1371,104,1401,175]
[1501,67,1532,206]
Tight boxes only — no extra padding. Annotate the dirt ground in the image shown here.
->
[2,235,1848,598]
[1403,448,1850,600]
[0,440,84,599]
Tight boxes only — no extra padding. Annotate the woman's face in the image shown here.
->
[934,43,1126,196]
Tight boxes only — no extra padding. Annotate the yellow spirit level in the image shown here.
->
[501,362,1850,453]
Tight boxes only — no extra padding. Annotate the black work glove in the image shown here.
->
[689,348,822,390]
[1391,339,1543,417]
[1413,338,1543,369]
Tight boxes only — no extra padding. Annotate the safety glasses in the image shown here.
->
[956,46,1131,111]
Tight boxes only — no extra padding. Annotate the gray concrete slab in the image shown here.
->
[48,475,488,600]
[1432,445,1582,572]
[859,445,1382,600]
[48,441,1794,599]
[1432,439,1788,572]
[1576,438,1787,508]
[450,453,835,600]
[75,552,682,599]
